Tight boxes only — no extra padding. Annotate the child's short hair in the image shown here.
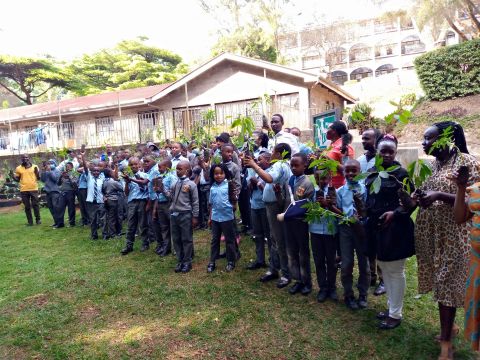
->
[291,152,308,164]
[221,143,234,151]
[273,143,292,159]
[104,168,113,178]
[209,163,233,182]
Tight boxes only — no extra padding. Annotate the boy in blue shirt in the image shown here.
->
[77,154,90,226]
[246,152,271,270]
[151,159,176,256]
[310,171,340,303]
[336,159,370,310]
[120,157,150,255]
[81,154,105,240]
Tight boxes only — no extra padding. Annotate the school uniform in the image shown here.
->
[263,161,292,280]
[77,172,91,225]
[58,173,77,226]
[125,171,150,249]
[337,181,370,300]
[117,159,129,222]
[285,175,315,288]
[248,171,270,266]
[209,180,236,263]
[40,169,63,226]
[310,186,338,295]
[145,166,158,245]
[197,167,211,229]
[102,177,123,238]
[85,172,105,239]
[170,176,199,266]
[150,169,176,255]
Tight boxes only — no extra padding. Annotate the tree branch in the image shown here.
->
[463,0,480,32]
[445,15,469,41]
[0,82,28,104]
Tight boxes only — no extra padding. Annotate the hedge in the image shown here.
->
[414,38,480,101]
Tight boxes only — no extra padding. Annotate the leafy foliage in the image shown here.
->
[354,155,400,194]
[302,201,355,232]
[0,56,71,105]
[349,103,379,131]
[414,39,480,101]
[404,159,432,193]
[428,125,455,154]
[231,113,256,153]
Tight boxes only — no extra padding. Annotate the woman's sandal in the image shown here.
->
[437,340,454,360]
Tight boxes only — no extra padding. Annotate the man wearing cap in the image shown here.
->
[13,154,41,226]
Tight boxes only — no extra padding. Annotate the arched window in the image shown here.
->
[401,35,426,55]
[445,31,456,46]
[375,39,397,58]
[375,64,395,76]
[349,43,372,62]
[331,70,349,85]
[350,67,373,81]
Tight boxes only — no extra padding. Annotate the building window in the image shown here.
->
[350,44,371,62]
[401,35,426,54]
[375,43,396,58]
[138,110,158,128]
[331,70,349,85]
[445,31,456,46]
[95,116,114,139]
[375,64,396,76]
[374,20,397,33]
[57,122,74,141]
[302,55,320,69]
[350,67,373,81]
[326,47,347,65]
[0,128,8,150]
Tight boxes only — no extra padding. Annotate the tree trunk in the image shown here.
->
[464,0,480,33]
[445,15,469,41]
[0,82,30,104]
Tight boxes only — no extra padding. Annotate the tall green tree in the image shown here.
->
[0,56,69,105]
[67,37,188,96]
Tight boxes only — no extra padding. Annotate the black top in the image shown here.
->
[365,162,415,262]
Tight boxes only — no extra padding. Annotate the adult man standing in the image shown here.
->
[57,149,79,171]
[13,154,41,225]
[267,114,300,155]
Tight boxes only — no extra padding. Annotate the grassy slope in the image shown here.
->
[0,209,475,360]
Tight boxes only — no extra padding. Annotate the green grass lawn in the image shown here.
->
[0,208,475,359]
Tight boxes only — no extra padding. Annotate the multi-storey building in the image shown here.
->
[278,12,459,86]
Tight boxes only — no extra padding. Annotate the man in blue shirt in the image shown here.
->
[121,157,150,255]
[77,154,91,226]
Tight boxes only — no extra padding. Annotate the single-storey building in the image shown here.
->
[0,53,355,156]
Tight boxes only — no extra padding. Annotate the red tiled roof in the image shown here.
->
[0,83,171,123]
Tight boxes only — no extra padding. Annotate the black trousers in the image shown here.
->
[125,199,148,248]
[87,201,105,238]
[210,219,236,263]
[46,191,63,226]
[59,190,76,225]
[153,201,171,253]
[251,207,270,265]
[104,199,121,237]
[197,185,210,228]
[171,212,193,265]
[238,186,251,229]
[311,233,337,291]
[285,218,311,286]
[20,191,40,224]
[77,188,90,225]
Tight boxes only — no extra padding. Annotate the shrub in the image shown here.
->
[414,39,480,101]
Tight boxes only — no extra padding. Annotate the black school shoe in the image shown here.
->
[357,295,368,309]
[246,262,267,270]
[226,262,235,272]
[140,244,150,252]
[277,277,291,289]
[288,282,304,295]
[121,246,133,255]
[301,284,312,296]
[378,316,401,330]
[174,263,183,273]
[345,296,359,310]
[181,263,192,273]
[317,290,328,303]
[329,289,339,302]
[207,263,216,273]
[374,281,386,296]
[259,271,279,282]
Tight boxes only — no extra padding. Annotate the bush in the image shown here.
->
[414,39,480,101]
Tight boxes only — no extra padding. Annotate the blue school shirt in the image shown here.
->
[209,180,234,222]
[78,172,88,189]
[336,180,366,218]
[127,171,149,202]
[149,170,176,202]
[246,171,265,210]
[86,172,105,203]
[262,162,291,203]
[309,186,337,235]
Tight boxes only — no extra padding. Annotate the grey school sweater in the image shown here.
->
[169,177,199,217]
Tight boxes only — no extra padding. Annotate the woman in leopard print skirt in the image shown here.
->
[413,121,479,360]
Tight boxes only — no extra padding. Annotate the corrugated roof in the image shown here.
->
[0,83,171,123]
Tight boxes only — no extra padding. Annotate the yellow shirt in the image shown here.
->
[15,165,39,192]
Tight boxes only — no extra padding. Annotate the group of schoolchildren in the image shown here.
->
[36,115,415,330]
